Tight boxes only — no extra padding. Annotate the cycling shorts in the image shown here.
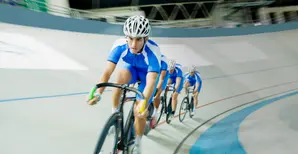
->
[123,63,159,104]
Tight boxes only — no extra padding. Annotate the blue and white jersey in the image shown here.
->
[160,54,168,71]
[169,65,183,80]
[184,71,202,84]
[107,39,161,73]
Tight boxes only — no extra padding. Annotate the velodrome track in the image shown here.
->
[1,5,298,154]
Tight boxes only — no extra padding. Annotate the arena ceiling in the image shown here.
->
[69,0,298,10]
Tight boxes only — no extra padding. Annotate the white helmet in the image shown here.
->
[168,59,176,70]
[123,15,151,38]
[189,65,196,72]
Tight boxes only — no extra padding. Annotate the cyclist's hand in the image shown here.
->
[86,87,102,105]
[87,94,101,105]
[134,100,149,119]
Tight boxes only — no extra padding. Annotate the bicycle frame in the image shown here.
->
[185,86,196,114]
[162,85,175,113]
[185,86,194,98]
[94,82,145,154]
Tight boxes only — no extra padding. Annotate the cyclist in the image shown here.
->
[87,15,161,154]
[164,60,184,121]
[151,54,169,124]
[183,65,202,116]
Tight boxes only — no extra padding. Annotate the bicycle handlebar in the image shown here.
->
[167,85,175,91]
[186,87,194,94]
[96,82,145,99]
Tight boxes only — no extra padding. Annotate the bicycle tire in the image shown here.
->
[166,97,173,124]
[179,97,188,122]
[93,112,120,154]
[154,96,165,127]
[123,103,135,154]
[189,97,194,118]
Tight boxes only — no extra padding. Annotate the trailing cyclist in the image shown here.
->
[183,65,202,116]
[164,60,184,121]
[152,54,170,125]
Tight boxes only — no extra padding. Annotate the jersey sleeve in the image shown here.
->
[176,67,183,78]
[148,53,161,73]
[183,73,189,79]
[161,60,168,71]
[161,55,169,71]
[107,44,125,64]
[147,43,161,73]
[195,72,202,83]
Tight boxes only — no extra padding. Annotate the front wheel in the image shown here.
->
[166,97,173,124]
[189,97,194,118]
[93,113,120,154]
[154,96,165,127]
[179,97,188,122]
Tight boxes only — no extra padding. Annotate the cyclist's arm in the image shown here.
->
[175,77,182,91]
[182,73,188,87]
[194,82,200,92]
[174,68,183,91]
[194,73,202,93]
[97,61,116,94]
[156,70,166,90]
[96,42,125,94]
[144,45,161,101]
[143,72,159,101]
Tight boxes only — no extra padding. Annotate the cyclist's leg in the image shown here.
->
[184,79,191,94]
[112,63,137,113]
[132,69,159,148]
[161,73,170,96]
[194,82,202,109]
[153,72,169,116]
[171,78,184,115]
[153,88,162,112]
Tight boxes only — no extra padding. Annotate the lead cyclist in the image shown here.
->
[87,15,162,154]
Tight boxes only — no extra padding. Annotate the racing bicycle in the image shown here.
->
[90,82,145,154]
[178,86,195,122]
[153,85,175,125]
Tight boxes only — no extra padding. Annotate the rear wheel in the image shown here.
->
[179,97,188,122]
[93,113,120,154]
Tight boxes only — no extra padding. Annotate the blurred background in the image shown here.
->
[1,0,298,28]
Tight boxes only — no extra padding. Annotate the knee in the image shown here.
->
[173,93,178,99]
[133,102,149,120]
